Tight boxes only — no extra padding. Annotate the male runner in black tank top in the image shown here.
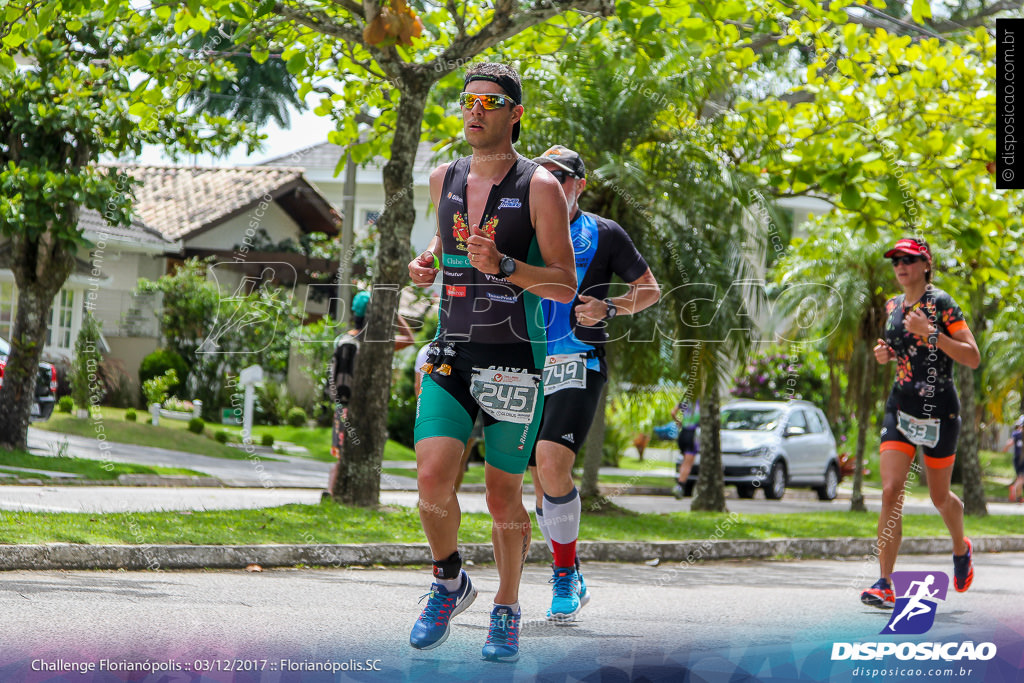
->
[406,62,576,663]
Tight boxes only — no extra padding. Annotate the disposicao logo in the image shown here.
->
[831,570,996,662]
[884,571,947,635]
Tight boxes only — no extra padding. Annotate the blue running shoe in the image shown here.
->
[578,570,591,609]
[481,605,520,662]
[546,566,583,621]
[410,570,477,650]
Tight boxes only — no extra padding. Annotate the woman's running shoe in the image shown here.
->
[860,578,895,609]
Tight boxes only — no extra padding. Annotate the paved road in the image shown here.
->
[1,554,1020,682]
[6,483,1024,519]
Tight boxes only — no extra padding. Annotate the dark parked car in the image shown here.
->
[0,335,57,421]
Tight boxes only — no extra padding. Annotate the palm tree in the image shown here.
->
[771,219,891,512]
[520,26,769,512]
[182,26,305,128]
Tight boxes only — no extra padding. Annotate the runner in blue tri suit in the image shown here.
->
[406,63,576,663]
[526,145,660,622]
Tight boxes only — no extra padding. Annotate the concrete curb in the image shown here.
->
[3,535,1022,571]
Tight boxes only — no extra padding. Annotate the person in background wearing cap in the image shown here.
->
[325,291,413,490]
[526,144,660,622]
[860,237,980,610]
[1002,417,1024,502]
[406,62,576,662]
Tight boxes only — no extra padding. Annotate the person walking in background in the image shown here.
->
[326,290,414,490]
[860,237,980,610]
[671,398,699,499]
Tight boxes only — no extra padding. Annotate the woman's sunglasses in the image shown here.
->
[890,255,922,266]
[459,92,511,110]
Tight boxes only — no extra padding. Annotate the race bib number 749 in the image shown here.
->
[542,353,588,395]
[470,367,541,424]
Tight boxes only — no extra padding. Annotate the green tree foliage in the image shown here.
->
[138,349,188,399]
[137,259,299,421]
[142,369,177,406]
[0,1,256,450]
[182,25,305,127]
[771,220,893,511]
[69,311,103,413]
[731,348,827,407]
[175,0,618,506]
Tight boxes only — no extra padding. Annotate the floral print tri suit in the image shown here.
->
[879,286,969,468]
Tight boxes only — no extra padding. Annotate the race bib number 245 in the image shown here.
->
[470,367,541,424]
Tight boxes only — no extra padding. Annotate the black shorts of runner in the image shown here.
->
[677,428,697,456]
[415,342,543,475]
[879,389,960,469]
[529,370,606,466]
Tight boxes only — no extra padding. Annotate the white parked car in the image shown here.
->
[685,399,841,500]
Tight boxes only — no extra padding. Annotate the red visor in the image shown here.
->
[883,238,930,259]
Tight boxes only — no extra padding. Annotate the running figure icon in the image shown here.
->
[882,570,949,635]
[887,575,939,632]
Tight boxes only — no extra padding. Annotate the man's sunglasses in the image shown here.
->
[549,170,579,183]
[891,255,922,266]
[459,92,511,110]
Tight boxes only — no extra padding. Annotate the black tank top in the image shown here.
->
[435,155,545,345]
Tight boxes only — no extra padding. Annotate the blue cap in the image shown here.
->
[351,291,370,317]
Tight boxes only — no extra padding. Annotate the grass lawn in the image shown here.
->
[381,465,535,488]
[36,408,263,461]
[854,449,1019,501]
[217,424,417,462]
[2,501,1021,546]
[36,406,417,463]
[0,448,206,480]
[616,455,677,472]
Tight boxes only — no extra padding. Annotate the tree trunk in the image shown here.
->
[827,352,841,428]
[330,77,430,506]
[850,340,875,513]
[691,388,726,512]
[0,224,77,451]
[579,382,608,501]
[957,363,987,516]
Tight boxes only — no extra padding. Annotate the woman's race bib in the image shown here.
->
[896,410,941,448]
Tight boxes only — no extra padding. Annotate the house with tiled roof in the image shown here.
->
[0,209,175,366]
[261,140,440,253]
[0,163,342,402]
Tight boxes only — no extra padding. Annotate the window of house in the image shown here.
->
[0,282,14,339]
[364,210,380,227]
[48,289,74,349]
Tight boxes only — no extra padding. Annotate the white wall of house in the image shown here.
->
[0,274,86,362]
[303,160,437,255]
[90,250,164,341]
[186,202,301,252]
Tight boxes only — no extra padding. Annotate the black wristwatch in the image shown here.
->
[495,254,517,279]
[604,298,618,320]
